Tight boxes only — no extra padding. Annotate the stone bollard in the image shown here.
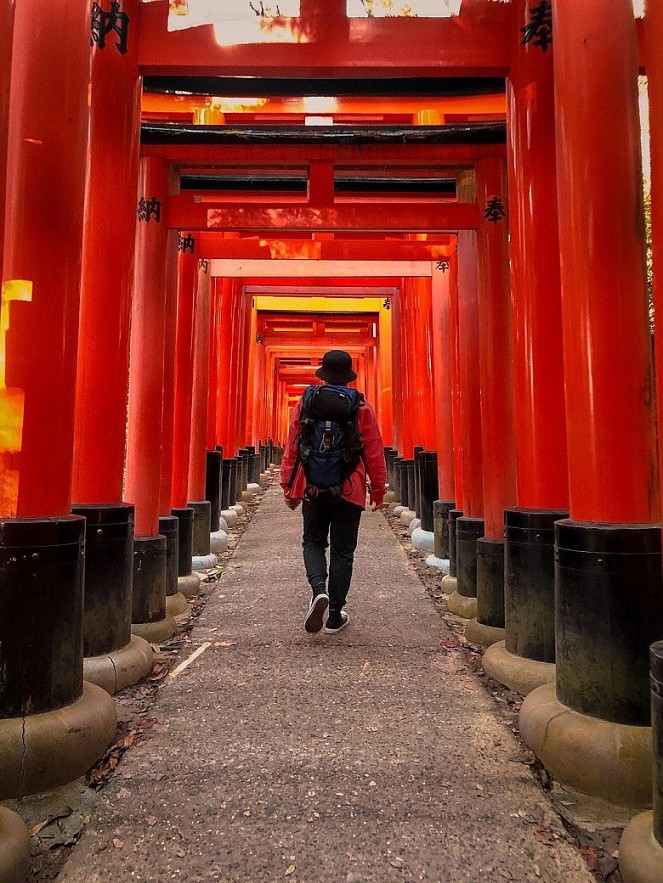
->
[0,807,31,882]
[171,506,202,598]
[406,459,417,515]
[433,500,455,559]
[419,452,438,533]
[221,458,234,511]
[391,456,403,505]
[205,450,222,532]
[441,508,464,592]
[447,517,484,619]
[0,517,116,798]
[619,641,663,882]
[465,538,506,648]
[413,446,424,517]
[131,534,177,644]
[72,503,153,694]
[159,515,188,621]
[483,509,566,696]
[188,500,217,570]
[520,522,662,807]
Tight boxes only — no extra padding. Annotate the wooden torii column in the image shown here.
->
[520,0,663,811]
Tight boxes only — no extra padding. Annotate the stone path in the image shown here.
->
[59,485,593,882]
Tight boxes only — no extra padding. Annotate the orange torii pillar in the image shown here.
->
[464,157,516,649]
[445,173,485,619]
[170,235,204,598]
[485,0,570,699]
[0,0,116,799]
[378,300,393,448]
[620,3,663,873]
[71,0,153,695]
[520,0,663,810]
[389,290,405,503]
[187,261,220,569]
[125,157,177,644]
[430,258,456,561]
[0,0,13,275]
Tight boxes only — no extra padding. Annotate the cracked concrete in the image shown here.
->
[58,485,594,883]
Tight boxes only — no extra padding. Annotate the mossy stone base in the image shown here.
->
[178,572,201,598]
[166,591,189,620]
[483,640,555,695]
[83,635,154,694]
[0,806,30,883]
[465,619,505,648]
[385,491,396,504]
[131,614,177,644]
[441,574,457,593]
[447,590,478,620]
[520,682,652,808]
[399,509,417,527]
[0,682,117,799]
[619,812,663,883]
[220,509,238,528]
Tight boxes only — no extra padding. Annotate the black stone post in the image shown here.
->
[393,457,403,501]
[420,452,438,532]
[406,460,416,512]
[476,538,506,631]
[132,535,167,629]
[171,507,194,577]
[456,517,485,600]
[205,450,222,531]
[221,459,233,510]
[0,517,85,718]
[187,500,212,557]
[71,503,134,659]
[433,500,455,559]
[652,641,663,846]
[413,445,424,517]
[555,521,663,726]
[158,515,179,599]
[504,509,568,663]
[448,509,464,578]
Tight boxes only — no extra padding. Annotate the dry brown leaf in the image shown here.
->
[285,866,296,877]
[147,816,158,827]
[113,838,124,849]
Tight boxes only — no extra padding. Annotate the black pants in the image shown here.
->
[302,494,363,612]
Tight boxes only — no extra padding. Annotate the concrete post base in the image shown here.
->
[247,483,260,493]
[447,591,478,620]
[391,504,405,515]
[218,516,229,533]
[178,572,202,598]
[520,682,652,808]
[166,591,189,620]
[464,619,505,648]
[231,503,246,514]
[619,811,663,882]
[241,490,254,503]
[483,640,556,696]
[400,509,417,527]
[220,509,238,528]
[0,682,117,799]
[83,635,154,695]
[385,491,396,504]
[0,807,30,883]
[441,574,457,593]
[210,530,228,555]
[411,528,434,552]
[131,614,177,645]
[425,554,450,572]
[192,552,218,571]
[259,472,269,483]
[407,517,421,535]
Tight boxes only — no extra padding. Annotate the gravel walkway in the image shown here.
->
[59,485,593,883]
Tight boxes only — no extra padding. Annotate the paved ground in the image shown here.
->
[59,485,593,883]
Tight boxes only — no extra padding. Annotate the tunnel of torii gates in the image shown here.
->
[1,0,663,878]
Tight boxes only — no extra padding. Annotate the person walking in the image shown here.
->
[280,350,387,634]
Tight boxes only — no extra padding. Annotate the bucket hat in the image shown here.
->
[315,350,358,385]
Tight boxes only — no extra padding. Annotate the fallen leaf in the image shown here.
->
[29,807,74,837]
[176,848,186,858]
[147,816,157,827]
[113,838,124,849]
[579,845,599,871]
[285,865,296,876]
[215,641,236,648]
[533,864,540,878]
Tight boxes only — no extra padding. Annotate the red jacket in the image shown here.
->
[280,390,387,510]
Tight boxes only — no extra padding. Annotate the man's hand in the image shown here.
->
[285,498,301,511]
[369,482,388,511]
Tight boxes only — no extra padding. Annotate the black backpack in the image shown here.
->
[289,385,364,495]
